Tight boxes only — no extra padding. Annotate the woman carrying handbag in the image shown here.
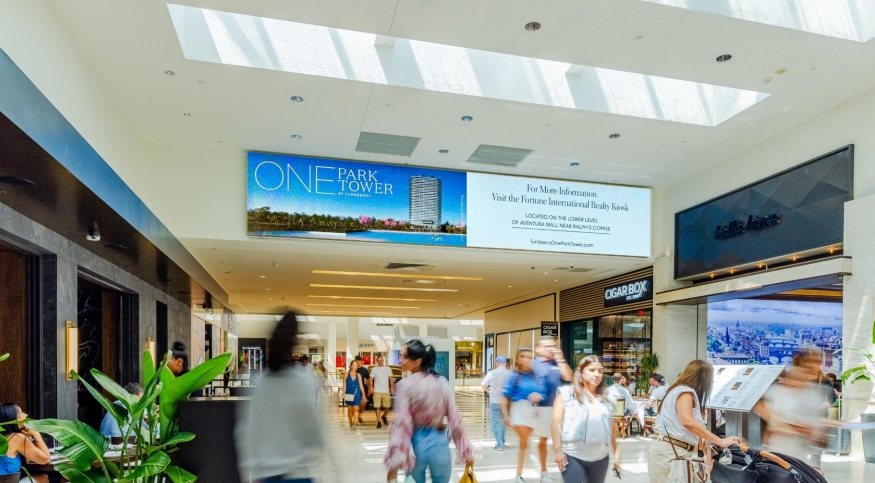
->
[551,356,620,483]
[646,360,741,482]
[343,360,367,428]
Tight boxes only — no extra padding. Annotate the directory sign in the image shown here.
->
[247,152,651,256]
[706,365,783,412]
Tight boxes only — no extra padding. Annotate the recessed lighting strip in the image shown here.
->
[308,295,437,302]
[312,270,483,281]
[307,303,420,309]
[310,284,457,292]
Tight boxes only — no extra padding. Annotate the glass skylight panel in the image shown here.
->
[167,4,769,126]
[642,0,875,42]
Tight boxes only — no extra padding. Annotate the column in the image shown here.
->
[346,317,359,368]
[651,255,700,381]
[327,321,337,374]
[419,323,428,339]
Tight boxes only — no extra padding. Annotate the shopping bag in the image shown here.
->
[457,462,477,483]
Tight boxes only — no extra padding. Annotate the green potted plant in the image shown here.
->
[838,318,875,463]
[637,352,660,395]
[26,350,232,482]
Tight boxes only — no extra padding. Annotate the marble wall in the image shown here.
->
[0,201,191,419]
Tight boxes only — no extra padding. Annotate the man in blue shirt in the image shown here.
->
[99,383,144,440]
[531,336,572,483]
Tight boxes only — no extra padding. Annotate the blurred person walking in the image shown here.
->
[369,355,395,428]
[343,360,367,428]
[236,312,325,483]
[481,355,511,451]
[753,349,834,471]
[551,356,620,483]
[532,336,573,483]
[384,340,473,483]
[647,360,740,482]
[503,348,548,483]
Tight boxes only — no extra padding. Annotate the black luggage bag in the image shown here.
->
[711,447,827,483]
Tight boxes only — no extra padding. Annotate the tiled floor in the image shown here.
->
[303,387,873,482]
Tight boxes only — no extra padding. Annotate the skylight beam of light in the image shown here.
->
[642,0,875,42]
[167,4,769,127]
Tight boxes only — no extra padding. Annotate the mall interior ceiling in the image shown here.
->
[4,1,875,320]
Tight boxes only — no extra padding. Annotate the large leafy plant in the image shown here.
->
[26,350,232,483]
[637,352,660,393]
[839,318,875,385]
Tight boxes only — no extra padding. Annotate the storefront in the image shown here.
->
[560,268,653,391]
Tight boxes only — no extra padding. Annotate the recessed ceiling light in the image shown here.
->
[570,162,579,167]
[524,22,541,31]
[635,36,644,40]
[0,176,36,187]
[609,133,621,139]
[182,112,191,117]
[439,149,449,154]
[461,115,473,122]
[259,275,266,278]
[774,68,788,75]
[165,70,174,76]
[290,134,302,139]
[543,272,549,274]
[716,54,732,63]
[265,288,270,291]
[310,284,457,292]
[507,285,513,288]
[810,67,818,71]
[290,95,304,102]
[762,77,773,84]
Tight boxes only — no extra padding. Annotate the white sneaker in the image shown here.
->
[540,471,552,483]
[514,477,526,483]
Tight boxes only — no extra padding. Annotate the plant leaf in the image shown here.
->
[126,450,171,480]
[840,365,867,383]
[162,353,232,422]
[71,370,129,427]
[91,369,139,411]
[165,465,197,483]
[0,434,7,455]
[55,463,108,483]
[0,353,9,362]
[27,419,108,471]
[143,349,157,384]
[148,431,195,452]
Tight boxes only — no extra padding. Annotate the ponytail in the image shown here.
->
[405,340,439,377]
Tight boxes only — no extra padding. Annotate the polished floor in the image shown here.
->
[302,387,873,483]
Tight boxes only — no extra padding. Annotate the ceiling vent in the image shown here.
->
[466,144,533,167]
[355,132,420,157]
[385,262,437,271]
[551,267,594,273]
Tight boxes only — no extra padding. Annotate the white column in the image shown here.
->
[327,322,337,373]
[419,323,428,339]
[346,317,359,367]
[652,255,700,381]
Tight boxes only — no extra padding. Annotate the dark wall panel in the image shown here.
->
[675,146,853,279]
[0,249,27,408]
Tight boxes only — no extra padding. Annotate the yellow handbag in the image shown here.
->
[457,462,478,483]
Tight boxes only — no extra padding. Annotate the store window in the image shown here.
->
[569,309,652,391]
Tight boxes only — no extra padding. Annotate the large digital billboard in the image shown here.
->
[247,152,651,256]
[706,298,842,372]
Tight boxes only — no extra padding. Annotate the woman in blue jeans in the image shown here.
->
[385,340,474,483]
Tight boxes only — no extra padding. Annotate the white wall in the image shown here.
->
[484,294,556,335]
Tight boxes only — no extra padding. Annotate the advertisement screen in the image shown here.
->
[706,299,842,372]
[247,152,650,256]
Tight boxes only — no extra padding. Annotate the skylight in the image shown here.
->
[643,0,875,42]
[167,4,769,127]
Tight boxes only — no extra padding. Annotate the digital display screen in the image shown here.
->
[247,152,651,256]
[707,298,842,372]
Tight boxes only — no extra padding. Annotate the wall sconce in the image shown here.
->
[147,337,157,366]
[65,321,78,381]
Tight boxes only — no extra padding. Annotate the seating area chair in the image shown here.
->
[643,416,657,437]
[612,399,630,438]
